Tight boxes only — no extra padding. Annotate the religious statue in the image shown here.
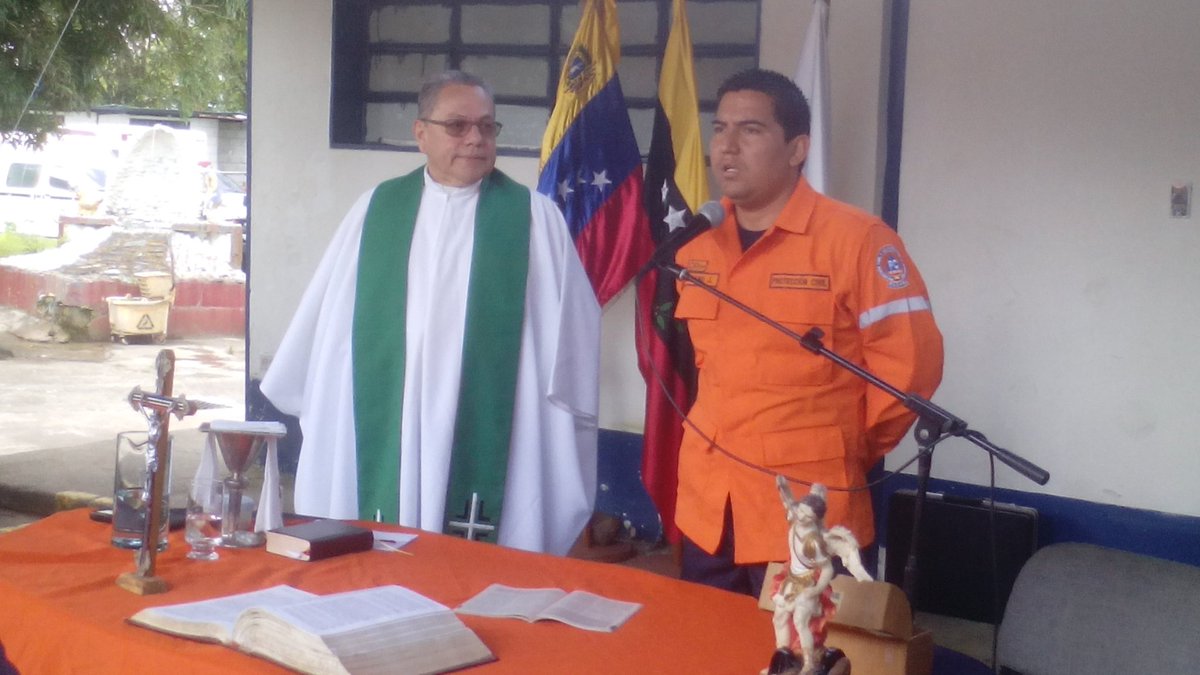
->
[766,476,872,675]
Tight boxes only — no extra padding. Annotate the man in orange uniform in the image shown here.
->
[673,69,944,596]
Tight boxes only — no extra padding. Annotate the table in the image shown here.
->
[0,510,775,673]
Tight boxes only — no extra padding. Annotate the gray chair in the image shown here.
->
[996,542,1200,674]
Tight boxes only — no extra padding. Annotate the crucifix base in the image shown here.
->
[116,571,169,595]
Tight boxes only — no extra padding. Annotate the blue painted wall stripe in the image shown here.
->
[248,384,1198,567]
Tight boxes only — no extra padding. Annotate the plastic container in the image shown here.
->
[106,295,170,343]
[134,272,174,300]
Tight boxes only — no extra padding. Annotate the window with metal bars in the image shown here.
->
[330,0,759,156]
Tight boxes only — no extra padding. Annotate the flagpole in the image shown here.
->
[794,0,831,194]
[539,0,650,563]
[638,0,709,546]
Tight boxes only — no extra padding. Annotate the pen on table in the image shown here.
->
[371,509,413,555]
[376,540,414,556]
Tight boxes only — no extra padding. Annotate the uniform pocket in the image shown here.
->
[675,284,719,367]
[755,290,835,385]
[760,425,850,489]
[675,284,719,320]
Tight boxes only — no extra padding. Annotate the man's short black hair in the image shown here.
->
[716,68,811,141]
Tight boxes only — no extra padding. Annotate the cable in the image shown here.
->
[632,267,940,496]
[11,0,84,137]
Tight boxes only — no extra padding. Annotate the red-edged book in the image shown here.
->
[265,519,373,561]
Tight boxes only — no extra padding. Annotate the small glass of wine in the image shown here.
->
[185,479,224,561]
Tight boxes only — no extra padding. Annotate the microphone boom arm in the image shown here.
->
[661,262,1049,486]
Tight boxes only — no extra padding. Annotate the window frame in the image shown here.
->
[330,0,759,157]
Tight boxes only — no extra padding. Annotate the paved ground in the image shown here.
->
[0,308,250,529]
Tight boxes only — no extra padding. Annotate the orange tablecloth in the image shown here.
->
[0,510,775,673]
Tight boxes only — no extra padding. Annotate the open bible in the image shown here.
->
[455,583,641,632]
[128,584,494,675]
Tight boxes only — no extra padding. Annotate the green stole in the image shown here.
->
[352,167,531,540]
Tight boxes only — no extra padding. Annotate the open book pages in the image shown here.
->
[130,585,494,675]
[456,583,642,632]
[235,586,493,675]
[128,585,317,644]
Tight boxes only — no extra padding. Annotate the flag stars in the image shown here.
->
[557,179,574,202]
[590,170,612,192]
[664,205,688,232]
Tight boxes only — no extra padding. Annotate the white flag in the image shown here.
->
[795,0,831,194]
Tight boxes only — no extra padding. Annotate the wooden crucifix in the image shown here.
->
[116,349,205,595]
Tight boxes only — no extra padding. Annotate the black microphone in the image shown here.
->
[640,200,725,277]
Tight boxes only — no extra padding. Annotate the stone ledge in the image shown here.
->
[0,266,245,339]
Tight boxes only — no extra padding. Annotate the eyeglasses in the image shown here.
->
[419,118,503,139]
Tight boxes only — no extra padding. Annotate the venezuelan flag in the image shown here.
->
[538,0,651,307]
[636,0,708,543]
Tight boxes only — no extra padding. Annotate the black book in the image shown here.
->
[266,519,374,561]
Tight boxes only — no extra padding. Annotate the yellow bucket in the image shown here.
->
[134,272,174,300]
[106,296,170,342]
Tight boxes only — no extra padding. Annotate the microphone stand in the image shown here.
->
[660,262,1050,604]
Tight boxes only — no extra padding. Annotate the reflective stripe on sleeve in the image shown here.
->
[858,296,932,329]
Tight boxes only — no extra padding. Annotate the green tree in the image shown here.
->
[1,0,246,149]
[96,0,247,115]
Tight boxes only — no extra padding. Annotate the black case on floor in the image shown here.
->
[885,489,1038,624]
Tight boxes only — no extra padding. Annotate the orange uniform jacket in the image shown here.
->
[673,177,944,563]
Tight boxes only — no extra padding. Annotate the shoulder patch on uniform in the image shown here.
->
[875,245,909,289]
[685,259,709,272]
[769,273,830,291]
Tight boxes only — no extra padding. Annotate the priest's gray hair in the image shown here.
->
[417,71,495,118]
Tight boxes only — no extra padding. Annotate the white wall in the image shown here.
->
[249,0,1200,518]
[895,0,1200,516]
[250,3,407,375]
[761,1,889,213]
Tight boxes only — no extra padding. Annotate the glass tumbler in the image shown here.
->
[111,430,171,550]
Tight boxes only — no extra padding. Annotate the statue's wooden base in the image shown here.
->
[764,648,850,675]
[116,572,169,595]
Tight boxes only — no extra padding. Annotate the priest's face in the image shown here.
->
[414,84,498,187]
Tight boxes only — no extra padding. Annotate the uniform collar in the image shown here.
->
[720,175,817,236]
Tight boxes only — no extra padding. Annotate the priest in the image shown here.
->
[261,71,601,557]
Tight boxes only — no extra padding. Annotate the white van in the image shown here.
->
[0,152,105,237]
